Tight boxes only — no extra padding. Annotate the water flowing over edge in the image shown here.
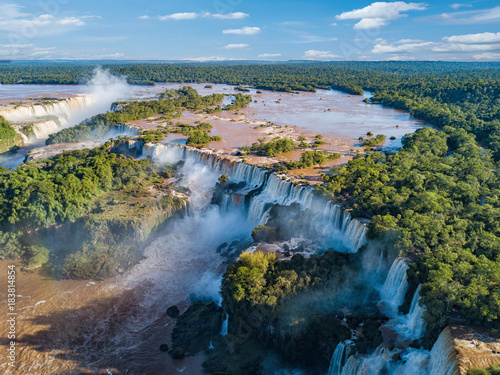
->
[140,141,368,253]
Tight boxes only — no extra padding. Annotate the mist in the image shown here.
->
[68,67,131,126]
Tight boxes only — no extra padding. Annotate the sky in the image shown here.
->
[0,0,499,61]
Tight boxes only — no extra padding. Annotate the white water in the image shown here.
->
[428,327,459,375]
[142,142,368,253]
[328,341,352,375]
[331,256,459,375]
[392,284,426,340]
[0,68,130,142]
[379,258,409,317]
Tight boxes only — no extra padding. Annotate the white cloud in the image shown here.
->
[372,42,436,53]
[0,3,87,37]
[432,43,500,52]
[388,55,416,60]
[0,43,56,59]
[222,26,261,35]
[302,49,342,60]
[395,38,425,43]
[423,6,500,24]
[472,52,500,61]
[185,56,245,61]
[157,11,249,21]
[159,12,198,21]
[336,2,427,29]
[443,32,500,44]
[450,3,472,10]
[330,22,338,26]
[139,15,150,19]
[222,43,250,49]
[212,12,248,20]
[372,40,500,54]
[258,53,282,58]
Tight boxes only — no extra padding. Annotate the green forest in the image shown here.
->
[0,141,185,278]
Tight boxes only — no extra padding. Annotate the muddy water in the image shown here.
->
[146,83,428,150]
[0,157,250,374]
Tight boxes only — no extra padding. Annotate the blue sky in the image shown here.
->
[0,0,499,61]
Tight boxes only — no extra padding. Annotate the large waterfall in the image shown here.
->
[141,142,368,253]
[0,96,96,141]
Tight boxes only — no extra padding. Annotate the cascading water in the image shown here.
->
[379,258,409,316]
[328,341,352,375]
[142,142,368,253]
[393,284,426,340]
[428,327,459,375]
[220,315,229,336]
[0,96,97,141]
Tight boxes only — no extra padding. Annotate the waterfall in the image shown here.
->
[0,96,96,141]
[141,143,368,253]
[220,314,228,336]
[393,284,426,340]
[379,258,409,316]
[328,341,352,375]
[0,96,96,123]
[339,346,391,375]
[428,327,459,375]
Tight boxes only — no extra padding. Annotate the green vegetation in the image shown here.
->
[214,250,374,372]
[47,87,225,144]
[186,131,222,146]
[248,138,295,157]
[318,126,500,346]
[0,115,22,153]
[225,93,252,111]
[468,365,500,375]
[285,150,340,169]
[0,140,185,278]
[361,134,386,148]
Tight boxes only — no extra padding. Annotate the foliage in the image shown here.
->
[318,126,500,345]
[285,150,340,169]
[249,138,295,157]
[225,93,252,111]
[0,141,185,278]
[361,134,386,148]
[47,87,224,144]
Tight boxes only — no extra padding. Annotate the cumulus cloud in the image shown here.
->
[222,26,261,35]
[443,32,500,44]
[258,53,282,58]
[336,1,427,29]
[302,49,342,60]
[0,3,88,37]
[156,11,249,21]
[222,43,250,49]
